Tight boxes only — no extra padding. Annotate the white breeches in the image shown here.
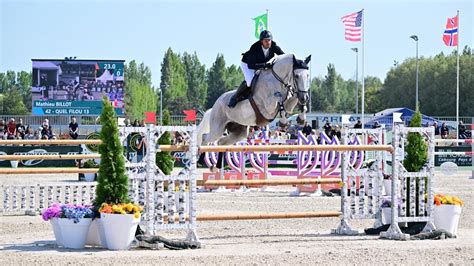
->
[241,62,255,87]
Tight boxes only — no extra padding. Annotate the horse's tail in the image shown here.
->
[196,109,212,146]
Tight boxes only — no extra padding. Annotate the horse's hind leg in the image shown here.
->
[214,123,248,170]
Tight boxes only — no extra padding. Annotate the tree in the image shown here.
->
[155,110,174,175]
[364,76,383,113]
[226,64,244,91]
[95,97,129,206]
[124,61,156,121]
[0,71,31,115]
[159,48,187,114]
[403,109,428,216]
[205,54,227,109]
[182,52,207,110]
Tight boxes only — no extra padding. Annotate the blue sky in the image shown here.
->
[1,0,472,87]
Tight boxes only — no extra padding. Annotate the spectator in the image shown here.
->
[323,121,332,136]
[6,118,17,139]
[69,117,79,139]
[353,119,362,129]
[302,121,312,136]
[41,124,55,140]
[372,121,381,129]
[136,134,147,162]
[458,121,467,139]
[334,125,342,140]
[16,118,26,139]
[433,122,440,136]
[42,119,49,128]
[0,119,6,139]
[24,127,35,140]
[132,119,140,127]
[124,118,131,127]
[440,122,449,139]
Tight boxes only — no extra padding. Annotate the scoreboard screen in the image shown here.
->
[31,59,125,116]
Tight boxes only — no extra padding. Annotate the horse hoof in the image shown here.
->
[210,166,218,173]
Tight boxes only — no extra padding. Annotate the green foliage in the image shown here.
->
[160,48,188,113]
[403,109,428,172]
[124,61,157,121]
[0,71,31,114]
[82,159,98,168]
[205,54,227,109]
[381,46,473,116]
[182,52,208,110]
[403,109,428,216]
[155,110,174,175]
[95,97,129,206]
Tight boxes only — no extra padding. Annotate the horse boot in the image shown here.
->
[228,81,250,108]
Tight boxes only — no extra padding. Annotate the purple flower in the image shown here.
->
[42,203,95,223]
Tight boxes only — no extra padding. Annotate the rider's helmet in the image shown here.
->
[259,30,273,41]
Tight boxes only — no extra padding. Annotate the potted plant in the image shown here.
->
[10,160,19,168]
[433,194,463,235]
[94,97,143,250]
[42,203,95,249]
[42,203,63,246]
[380,197,402,225]
[82,159,98,182]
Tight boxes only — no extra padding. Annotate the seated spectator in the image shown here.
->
[0,119,6,139]
[69,117,79,139]
[41,124,55,140]
[353,119,362,129]
[24,127,36,140]
[6,118,17,139]
[132,119,140,127]
[16,118,26,139]
[323,121,332,136]
[372,121,381,129]
[302,121,312,136]
[433,122,440,136]
[458,121,467,139]
[440,122,449,139]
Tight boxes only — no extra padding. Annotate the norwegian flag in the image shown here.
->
[341,10,363,42]
[443,15,458,46]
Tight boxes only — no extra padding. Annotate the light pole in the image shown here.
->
[410,35,419,110]
[351,48,359,114]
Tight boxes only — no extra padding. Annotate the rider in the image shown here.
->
[228,30,285,108]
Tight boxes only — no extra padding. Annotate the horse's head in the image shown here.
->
[293,55,311,105]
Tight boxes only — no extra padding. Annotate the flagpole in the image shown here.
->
[456,10,460,139]
[361,9,365,129]
[266,9,269,30]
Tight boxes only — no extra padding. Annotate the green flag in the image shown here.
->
[253,13,268,39]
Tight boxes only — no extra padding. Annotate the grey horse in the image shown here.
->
[197,54,311,168]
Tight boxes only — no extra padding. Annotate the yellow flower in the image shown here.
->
[134,212,141,219]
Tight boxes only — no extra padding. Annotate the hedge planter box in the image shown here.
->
[434,205,462,235]
[100,213,140,250]
[57,218,92,249]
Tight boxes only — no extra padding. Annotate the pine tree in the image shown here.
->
[155,110,174,174]
[205,54,227,109]
[403,109,428,216]
[95,97,129,206]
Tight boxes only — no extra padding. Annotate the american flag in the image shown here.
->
[341,10,363,42]
[443,15,458,46]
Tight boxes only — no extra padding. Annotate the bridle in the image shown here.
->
[269,65,309,119]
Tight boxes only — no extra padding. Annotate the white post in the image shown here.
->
[456,10,460,139]
[361,9,365,129]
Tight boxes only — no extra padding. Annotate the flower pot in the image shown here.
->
[86,219,106,247]
[84,173,95,182]
[57,218,92,249]
[382,207,391,225]
[434,204,462,235]
[100,213,139,250]
[50,218,63,246]
[10,160,19,168]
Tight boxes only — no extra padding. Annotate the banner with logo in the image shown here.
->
[0,146,82,167]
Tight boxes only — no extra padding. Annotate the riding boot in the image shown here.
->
[228,81,250,108]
